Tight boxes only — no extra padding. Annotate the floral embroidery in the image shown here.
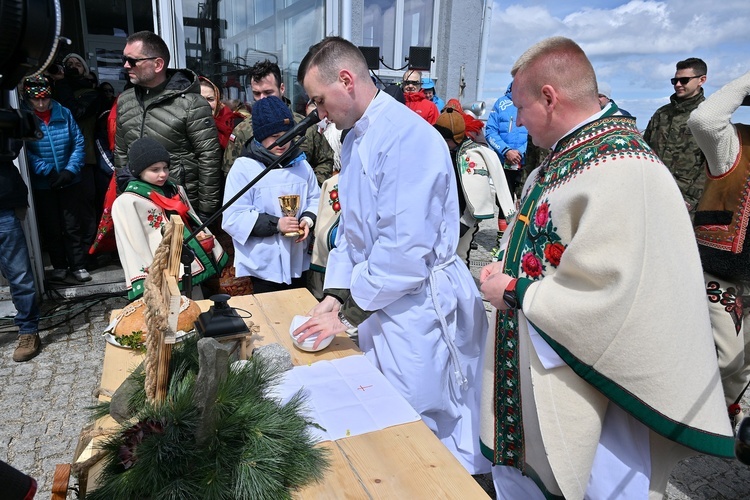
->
[516,199,567,280]
[147,209,164,229]
[328,184,341,213]
[706,281,744,334]
[494,308,524,468]
[521,252,543,277]
[544,242,565,267]
[534,202,549,226]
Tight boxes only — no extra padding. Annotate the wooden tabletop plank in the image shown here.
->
[335,424,489,498]
[293,441,370,499]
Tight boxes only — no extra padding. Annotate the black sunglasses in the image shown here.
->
[122,56,158,67]
[402,80,421,86]
[671,75,703,86]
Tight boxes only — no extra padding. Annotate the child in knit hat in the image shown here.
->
[112,136,227,300]
[222,95,321,294]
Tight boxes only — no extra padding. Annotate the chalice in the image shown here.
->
[278,194,303,237]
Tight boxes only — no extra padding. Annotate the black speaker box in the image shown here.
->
[358,46,380,70]
[408,46,432,71]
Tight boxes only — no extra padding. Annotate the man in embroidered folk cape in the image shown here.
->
[688,70,750,425]
[479,37,734,499]
[292,37,490,475]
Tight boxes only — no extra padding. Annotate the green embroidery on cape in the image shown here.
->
[529,318,735,458]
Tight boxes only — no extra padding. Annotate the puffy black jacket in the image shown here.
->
[114,69,221,214]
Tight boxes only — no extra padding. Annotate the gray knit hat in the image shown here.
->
[128,137,170,178]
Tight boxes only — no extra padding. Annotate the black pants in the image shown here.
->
[499,168,524,219]
[251,275,307,294]
[34,184,88,270]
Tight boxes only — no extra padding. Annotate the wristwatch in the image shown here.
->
[338,310,355,329]
[503,278,519,309]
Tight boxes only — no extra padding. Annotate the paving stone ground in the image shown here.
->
[1,217,749,498]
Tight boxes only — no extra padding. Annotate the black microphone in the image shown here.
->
[267,108,320,150]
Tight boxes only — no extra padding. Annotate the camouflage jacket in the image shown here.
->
[643,89,707,210]
[222,109,334,186]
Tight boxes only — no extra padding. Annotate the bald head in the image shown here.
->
[512,36,598,105]
[511,37,601,148]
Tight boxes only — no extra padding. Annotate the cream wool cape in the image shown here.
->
[112,180,227,300]
[479,114,734,499]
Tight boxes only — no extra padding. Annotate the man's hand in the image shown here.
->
[308,295,340,317]
[480,270,514,310]
[293,312,346,350]
[480,261,504,284]
[505,149,522,166]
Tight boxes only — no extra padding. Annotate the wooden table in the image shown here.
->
[79,289,489,499]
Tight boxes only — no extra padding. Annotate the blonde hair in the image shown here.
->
[511,36,597,104]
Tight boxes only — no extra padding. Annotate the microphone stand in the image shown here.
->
[180,134,308,298]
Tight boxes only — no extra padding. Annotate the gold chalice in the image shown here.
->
[278,194,303,237]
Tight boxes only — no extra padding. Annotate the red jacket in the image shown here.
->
[404,90,439,125]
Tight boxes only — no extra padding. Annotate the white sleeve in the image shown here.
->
[688,71,750,176]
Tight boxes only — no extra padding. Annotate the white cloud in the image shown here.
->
[482,0,750,129]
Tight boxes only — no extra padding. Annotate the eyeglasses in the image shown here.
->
[402,80,421,86]
[122,56,158,67]
[671,75,703,86]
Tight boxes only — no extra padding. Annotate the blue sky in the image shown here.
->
[481,0,750,130]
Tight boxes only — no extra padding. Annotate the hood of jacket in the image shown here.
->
[404,89,429,104]
[135,68,201,104]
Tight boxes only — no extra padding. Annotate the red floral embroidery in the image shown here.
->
[544,242,565,267]
[147,209,164,229]
[521,252,543,277]
[534,202,549,227]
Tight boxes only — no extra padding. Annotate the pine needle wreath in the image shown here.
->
[88,337,329,499]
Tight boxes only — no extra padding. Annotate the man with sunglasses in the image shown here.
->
[644,57,708,212]
[114,31,221,220]
[401,69,439,124]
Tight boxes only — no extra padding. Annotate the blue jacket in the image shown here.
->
[432,95,445,111]
[485,83,527,166]
[25,100,85,190]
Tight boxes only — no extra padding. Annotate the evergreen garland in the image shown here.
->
[88,338,329,499]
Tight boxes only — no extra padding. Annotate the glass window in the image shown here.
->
[401,0,434,65]
[363,0,397,69]
[185,0,324,107]
[84,0,128,36]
